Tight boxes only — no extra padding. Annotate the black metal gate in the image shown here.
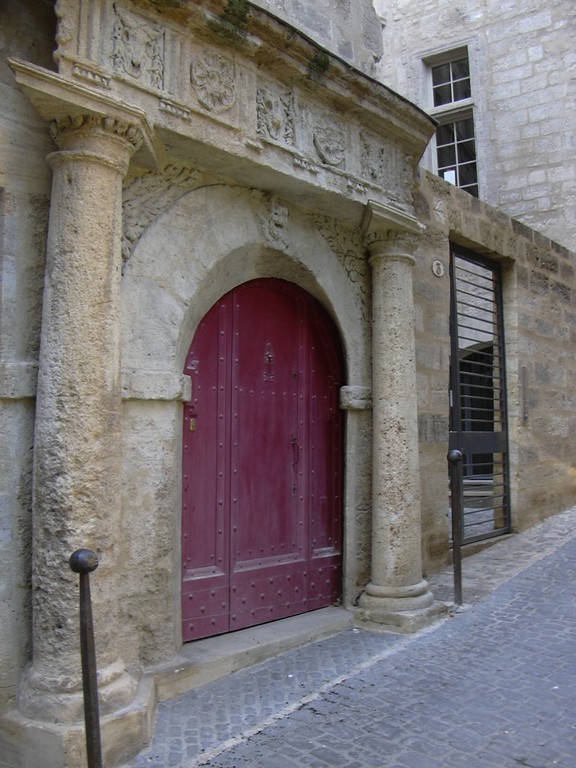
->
[449,246,511,544]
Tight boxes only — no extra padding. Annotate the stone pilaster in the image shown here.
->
[0,112,156,768]
[356,202,445,632]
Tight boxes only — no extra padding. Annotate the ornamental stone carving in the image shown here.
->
[258,194,290,251]
[50,114,143,152]
[111,7,165,90]
[256,83,295,145]
[314,215,368,319]
[360,134,413,202]
[313,115,346,166]
[122,164,203,266]
[191,51,236,113]
[71,63,111,89]
[314,216,365,283]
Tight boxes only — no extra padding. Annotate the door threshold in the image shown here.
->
[150,606,353,703]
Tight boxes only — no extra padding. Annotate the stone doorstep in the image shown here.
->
[0,609,350,768]
[147,606,354,703]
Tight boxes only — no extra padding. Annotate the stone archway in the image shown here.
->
[120,184,371,656]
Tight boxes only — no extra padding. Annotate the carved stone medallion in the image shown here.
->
[191,51,236,113]
[313,115,346,166]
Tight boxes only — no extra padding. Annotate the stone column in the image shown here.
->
[19,115,141,723]
[356,203,444,632]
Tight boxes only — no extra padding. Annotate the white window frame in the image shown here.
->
[423,46,479,197]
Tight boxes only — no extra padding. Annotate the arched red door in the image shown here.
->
[182,279,344,642]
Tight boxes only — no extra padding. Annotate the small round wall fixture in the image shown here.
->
[432,259,445,277]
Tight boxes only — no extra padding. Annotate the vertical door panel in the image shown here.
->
[229,281,307,629]
[182,301,231,640]
[307,300,343,609]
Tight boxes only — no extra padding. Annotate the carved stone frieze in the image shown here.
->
[191,51,236,113]
[71,63,111,89]
[347,178,367,195]
[122,165,203,266]
[111,6,165,90]
[159,99,193,121]
[360,133,413,204]
[293,156,319,174]
[313,115,346,167]
[256,83,295,146]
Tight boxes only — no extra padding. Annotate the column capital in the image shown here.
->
[362,200,424,264]
[9,57,163,169]
[50,113,144,151]
[48,113,144,175]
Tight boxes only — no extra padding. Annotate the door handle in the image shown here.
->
[291,435,299,467]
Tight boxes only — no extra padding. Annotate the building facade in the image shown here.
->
[1,1,575,766]
[374,0,576,251]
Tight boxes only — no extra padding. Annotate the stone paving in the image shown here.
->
[124,508,576,768]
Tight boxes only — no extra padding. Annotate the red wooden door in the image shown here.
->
[182,279,344,642]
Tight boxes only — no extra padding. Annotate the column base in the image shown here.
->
[19,661,138,724]
[355,582,447,633]
[0,676,154,768]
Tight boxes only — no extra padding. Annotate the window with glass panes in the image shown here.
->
[429,53,478,197]
[431,57,471,106]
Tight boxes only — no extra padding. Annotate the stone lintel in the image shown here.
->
[8,58,164,170]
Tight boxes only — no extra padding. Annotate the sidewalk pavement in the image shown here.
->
[124,507,576,768]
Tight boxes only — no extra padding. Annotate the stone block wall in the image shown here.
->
[252,0,383,74]
[374,0,576,251]
[414,170,576,572]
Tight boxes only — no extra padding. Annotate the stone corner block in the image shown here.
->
[0,362,38,399]
[121,370,192,402]
[339,385,372,410]
[354,600,447,634]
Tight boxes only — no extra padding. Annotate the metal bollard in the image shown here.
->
[69,549,103,768]
[447,449,464,606]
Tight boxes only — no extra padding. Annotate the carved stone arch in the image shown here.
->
[121,184,368,383]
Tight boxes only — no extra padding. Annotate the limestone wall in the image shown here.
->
[374,0,576,251]
[415,170,576,571]
[0,0,56,714]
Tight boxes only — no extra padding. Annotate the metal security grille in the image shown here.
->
[449,247,510,544]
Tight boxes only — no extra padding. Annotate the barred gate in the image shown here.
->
[449,246,511,544]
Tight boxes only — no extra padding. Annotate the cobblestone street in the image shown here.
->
[125,509,576,768]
